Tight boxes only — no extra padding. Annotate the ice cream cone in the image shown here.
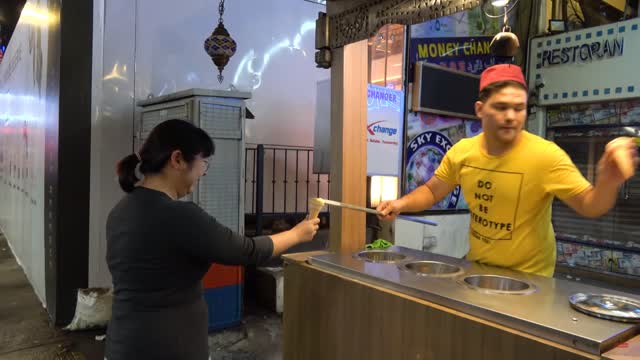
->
[614,150,635,179]
[308,198,325,219]
[610,138,636,179]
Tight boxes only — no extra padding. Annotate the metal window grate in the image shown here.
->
[199,138,241,231]
[140,104,189,139]
[199,103,242,139]
[197,102,243,231]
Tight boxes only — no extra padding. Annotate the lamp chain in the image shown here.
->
[218,0,225,24]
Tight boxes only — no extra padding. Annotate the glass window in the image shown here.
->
[546,100,640,277]
[368,24,405,90]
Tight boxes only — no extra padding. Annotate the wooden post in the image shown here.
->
[329,40,368,253]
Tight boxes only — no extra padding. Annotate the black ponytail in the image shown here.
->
[115,119,214,193]
[116,153,141,193]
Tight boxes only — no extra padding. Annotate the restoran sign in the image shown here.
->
[540,38,623,67]
[528,17,640,105]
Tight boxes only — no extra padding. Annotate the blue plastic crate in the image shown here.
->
[203,284,243,332]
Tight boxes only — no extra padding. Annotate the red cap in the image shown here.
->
[479,64,527,92]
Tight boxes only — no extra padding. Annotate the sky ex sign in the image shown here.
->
[367,84,404,176]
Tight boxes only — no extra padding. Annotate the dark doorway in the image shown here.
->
[0,0,26,56]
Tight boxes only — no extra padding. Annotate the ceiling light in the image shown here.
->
[491,0,510,6]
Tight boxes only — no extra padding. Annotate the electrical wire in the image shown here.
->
[567,14,585,27]
[568,0,585,23]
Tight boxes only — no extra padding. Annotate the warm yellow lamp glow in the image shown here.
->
[491,0,510,7]
[20,3,54,26]
[370,176,398,207]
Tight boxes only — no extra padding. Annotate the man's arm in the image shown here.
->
[562,185,617,218]
[377,176,455,220]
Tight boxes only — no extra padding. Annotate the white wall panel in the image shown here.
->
[133,0,328,147]
[88,0,137,287]
[0,0,53,304]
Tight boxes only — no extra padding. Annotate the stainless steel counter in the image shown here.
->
[307,246,639,355]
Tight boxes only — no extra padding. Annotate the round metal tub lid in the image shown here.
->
[569,293,640,323]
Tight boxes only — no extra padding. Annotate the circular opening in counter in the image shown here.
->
[461,274,536,295]
[401,261,463,277]
[355,250,407,263]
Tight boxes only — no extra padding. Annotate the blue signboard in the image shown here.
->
[409,36,510,74]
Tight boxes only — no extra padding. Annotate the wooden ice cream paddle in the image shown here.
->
[308,198,438,226]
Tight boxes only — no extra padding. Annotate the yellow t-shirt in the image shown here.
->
[434,131,591,277]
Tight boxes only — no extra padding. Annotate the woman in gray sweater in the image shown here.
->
[105,119,319,360]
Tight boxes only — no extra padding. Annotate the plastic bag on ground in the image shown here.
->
[63,287,113,331]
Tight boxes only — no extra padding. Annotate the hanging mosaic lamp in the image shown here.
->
[204,0,237,83]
